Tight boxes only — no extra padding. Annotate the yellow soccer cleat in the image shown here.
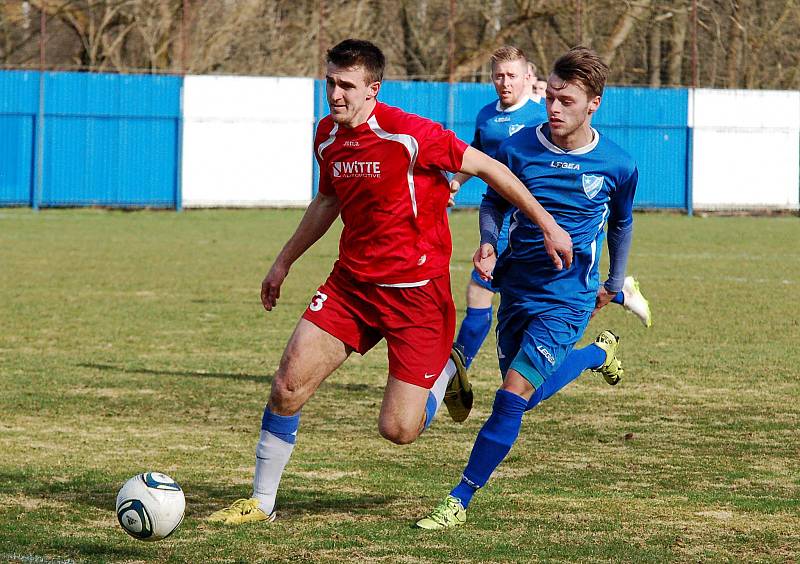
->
[443,344,473,423]
[592,330,624,386]
[415,495,467,530]
[621,276,652,328]
[207,498,275,526]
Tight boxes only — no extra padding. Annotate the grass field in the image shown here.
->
[1,208,799,563]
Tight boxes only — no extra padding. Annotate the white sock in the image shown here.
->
[423,358,457,429]
[252,430,295,515]
[432,358,456,406]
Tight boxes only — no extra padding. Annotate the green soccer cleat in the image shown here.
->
[415,495,467,530]
[207,498,276,526]
[592,330,624,386]
[443,344,473,423]
[621,276,652,328]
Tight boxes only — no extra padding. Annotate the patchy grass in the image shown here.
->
[1,208,798,562]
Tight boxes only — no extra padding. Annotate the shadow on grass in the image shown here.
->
[78,362,271,384]
[0,539,149,563]
[184,479,396,520]
[78,363,376,394]
[56,540,150,561]
[0,469,395,521]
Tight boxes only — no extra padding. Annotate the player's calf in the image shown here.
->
[378,375,431,444]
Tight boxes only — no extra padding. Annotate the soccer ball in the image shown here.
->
[115,472,185,541]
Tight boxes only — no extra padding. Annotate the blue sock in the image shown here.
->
[423,392,438,430]
[261,405,301,444]
[455,306,493,368]
[611,292,624,305]
[450,389,527,508]
[526,344,606,411]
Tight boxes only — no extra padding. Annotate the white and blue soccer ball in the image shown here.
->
[116,472,185,542]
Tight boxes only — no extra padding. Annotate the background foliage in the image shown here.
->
[1,1,798,89]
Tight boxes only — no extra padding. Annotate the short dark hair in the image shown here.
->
[552,46,609,98]
[326,39,385,84]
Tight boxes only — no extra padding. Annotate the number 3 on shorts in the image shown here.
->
[309,291,328,312]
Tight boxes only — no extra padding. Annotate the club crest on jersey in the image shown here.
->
[508,124,525,135]
[581,174,604,199]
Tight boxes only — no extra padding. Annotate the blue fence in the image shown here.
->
[313,80,690,210]
[0,72,38,206]
[1,71,690,210]
[0,71,182,208]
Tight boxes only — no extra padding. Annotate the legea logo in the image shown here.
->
[331,161,381,178]
[536,344,555,365]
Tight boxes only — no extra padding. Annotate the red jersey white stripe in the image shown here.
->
[315,102,468,285]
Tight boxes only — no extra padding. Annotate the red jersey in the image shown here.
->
[315,102,468,285]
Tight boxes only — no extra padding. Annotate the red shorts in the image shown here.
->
[302,265,455,389]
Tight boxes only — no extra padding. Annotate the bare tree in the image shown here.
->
[0,0,796,90]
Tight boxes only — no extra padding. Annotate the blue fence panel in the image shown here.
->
[42,72,181,207]
[450,82,498,206]
[311,81,689,210]
[594,87,689,209]
[0,71,39,205]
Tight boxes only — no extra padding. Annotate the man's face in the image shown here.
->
[535,80,547,98]
[325,63,380,127]
[492,59,530,108]
[545,73,600,137]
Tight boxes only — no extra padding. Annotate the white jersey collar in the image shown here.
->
[535,123,600,155]
[495,95,531,113]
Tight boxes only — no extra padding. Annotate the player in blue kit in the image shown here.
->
[451,48,651,374]
[449,46,547,373]
[417,46,641,529]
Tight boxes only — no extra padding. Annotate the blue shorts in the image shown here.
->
[495,296,591,388]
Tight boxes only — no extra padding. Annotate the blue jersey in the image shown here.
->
[472,97,547,265]
[471,97,548,158]
[486,123,637,313]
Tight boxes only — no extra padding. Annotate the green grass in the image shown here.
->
[1,208,798,563]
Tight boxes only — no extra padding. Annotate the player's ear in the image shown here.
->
[367,81,381,100]
[587,95,601,115]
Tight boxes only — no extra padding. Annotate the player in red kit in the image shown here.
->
[208,39,572,525]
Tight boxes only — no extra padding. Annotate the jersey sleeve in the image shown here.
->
[414,119,468,173]
[608,166,637,227]
[480,138,516,211]
[470,113,483,151]
[605,166,638,292]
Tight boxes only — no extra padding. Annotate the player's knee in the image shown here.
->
[378,419,420,445]
[269,374,305,415]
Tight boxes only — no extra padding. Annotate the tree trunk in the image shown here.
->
[725,0,744,88]
[667,4,688,86]
[648,19,661,87]
[601,0,652,67]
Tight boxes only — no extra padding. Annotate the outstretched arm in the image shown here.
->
[261,192,340,311]
[459,146,573,270]
[472,194,509,280]
[593,168,638,317]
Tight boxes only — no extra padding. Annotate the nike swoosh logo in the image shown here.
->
[423,373,437,379]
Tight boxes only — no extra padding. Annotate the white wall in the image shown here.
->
[182,76,315,207]
[690,89,800,210]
